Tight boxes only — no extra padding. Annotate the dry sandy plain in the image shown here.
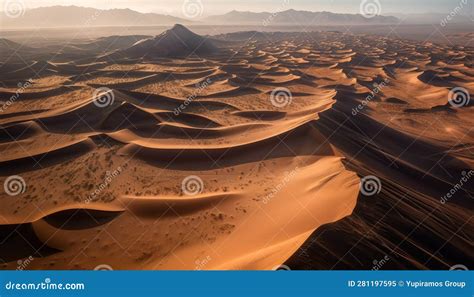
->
[0,25,472,270]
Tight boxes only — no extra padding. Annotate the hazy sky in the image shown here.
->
[4,0,472,16]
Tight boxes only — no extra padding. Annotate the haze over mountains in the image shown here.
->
[0,6,192,28]
[0,5,401,29]
[203,9,399,25]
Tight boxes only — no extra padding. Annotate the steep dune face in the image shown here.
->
[281,36,474,270]
[0,27,472,270]
[0,27,359,270]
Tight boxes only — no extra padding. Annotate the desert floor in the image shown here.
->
[0,27,472,270]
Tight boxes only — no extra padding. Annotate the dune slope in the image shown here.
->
[0,28,472,270]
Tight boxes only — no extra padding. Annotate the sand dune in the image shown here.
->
[107,25,219,60]
[0,26,472,270]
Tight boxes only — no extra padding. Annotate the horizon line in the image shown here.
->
[0,5,430,19]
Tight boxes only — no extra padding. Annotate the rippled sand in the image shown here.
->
[0,27,472,270]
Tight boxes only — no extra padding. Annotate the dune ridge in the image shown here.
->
[0,27,472,270]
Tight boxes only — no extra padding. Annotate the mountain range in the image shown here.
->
[0,6,400,29]
[202,9,399,25]
[0,6,192,28]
